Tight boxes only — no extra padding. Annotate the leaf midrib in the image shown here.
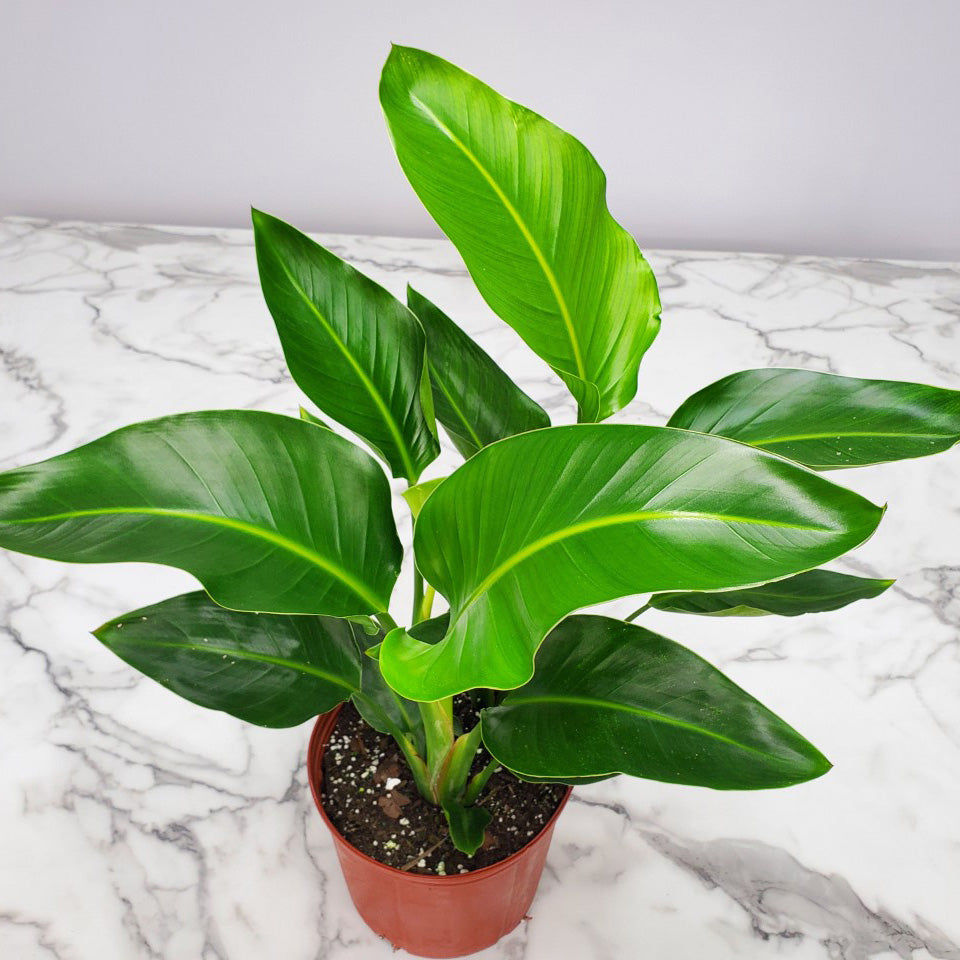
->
[409,92,588,384]
[755,430,956,445]
[272,252,418,480]
[7,506,386,610]
[499,693,789,762]
[455,509,837,617]
[428,358,483,451]
[106,637,358,691]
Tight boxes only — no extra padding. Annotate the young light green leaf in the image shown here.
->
[402,476,446,520]
[0,410,401,615]
[649,569,894,617]
[299,406,333,430]
[95,592,363,727]
[253,209,439,481]
[381,46,661,423]
[667,368,960,469]
[406,286,550,458]
[380,425,883,700]
[482,615,830,788]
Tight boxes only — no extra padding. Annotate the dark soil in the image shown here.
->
[320,701,567,876]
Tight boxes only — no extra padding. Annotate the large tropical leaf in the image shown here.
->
[406,286,549,458]
[94,592,363,727]
[667,368,960,469]
[0,411,400,615]
[379,425,883,700]
[649,569,893,617]
[481,616,830,788]
[253,209,439,481]
[381,46,661,423]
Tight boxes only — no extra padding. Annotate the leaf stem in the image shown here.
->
[463,757,500,805]
[624,601,651,623]
[418,698,455,803]
[420,585,436,622]
[412,568,425,625]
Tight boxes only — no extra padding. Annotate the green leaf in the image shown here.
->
[406,286,550,457]
[381,46,661,423]
[402,476,446,520]
[380,425,883,700]
[513,771,614,786]
[94,592,363,727]
[667,368,960,469]
[351,628,425,755]
[0,410,400,615]
[442,800,492,857]
[298,406,333,430]
[482,615,830,788]
[649,569,894,617]
[252,209,439,482]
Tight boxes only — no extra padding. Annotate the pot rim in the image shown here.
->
[307,705,572,887]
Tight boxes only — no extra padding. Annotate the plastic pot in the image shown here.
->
[307,706,571,958]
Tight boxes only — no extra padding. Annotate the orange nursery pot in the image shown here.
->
[307,706,572,958]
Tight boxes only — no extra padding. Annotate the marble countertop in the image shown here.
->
[1,216,958,960]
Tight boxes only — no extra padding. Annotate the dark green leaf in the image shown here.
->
[95,592,362,727]
[649,569,894,617]
[253,209,439,481]
[0,410,400,615]
[380,425,883,700]
[667,368,960,469]
[406,286,549,457]
[442,800,492,857]
[381,46,661,422]
[351,627,425,754]
[482,615,830,789]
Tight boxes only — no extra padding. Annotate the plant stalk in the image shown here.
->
[624,601,651,622]
[418,697,455,803]
[412,568,425,625]
[420,585,436,622]
[463,757,500,805]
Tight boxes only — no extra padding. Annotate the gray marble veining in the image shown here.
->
[0,216,958,959]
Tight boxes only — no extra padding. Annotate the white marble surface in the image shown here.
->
[1,216,959,960]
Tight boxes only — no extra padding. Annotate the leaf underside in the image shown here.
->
[649,569,894,617]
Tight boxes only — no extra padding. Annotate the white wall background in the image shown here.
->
[2,0,957,260]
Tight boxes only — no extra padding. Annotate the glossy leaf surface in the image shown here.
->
[482,616,830,788]
[667,368,960,469]
[381,425,883,700]
[253,209,439,481]
[0,411,401,615]
[406,286,549,457]
[95,592,363,727]
[649,569,893,617]
[381,46,661,422]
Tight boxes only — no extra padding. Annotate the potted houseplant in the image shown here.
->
[1,44,958,958]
